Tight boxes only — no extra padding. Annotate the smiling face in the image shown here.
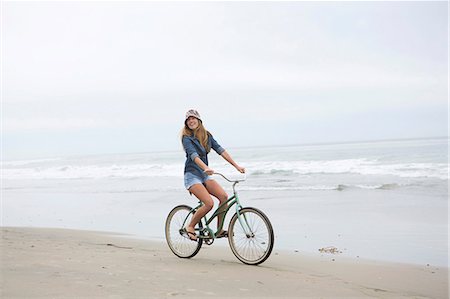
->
[186,116,200,130]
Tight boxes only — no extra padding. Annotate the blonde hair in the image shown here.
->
[181,121,211,153]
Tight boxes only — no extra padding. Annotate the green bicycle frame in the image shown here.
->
[183,191,252,239]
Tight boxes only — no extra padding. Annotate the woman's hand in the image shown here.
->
[235,165,246,173]
[204,168,215,175]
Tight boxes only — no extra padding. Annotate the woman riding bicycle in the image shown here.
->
[181,109,245,241]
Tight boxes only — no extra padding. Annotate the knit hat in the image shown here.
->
[185,109,202,123]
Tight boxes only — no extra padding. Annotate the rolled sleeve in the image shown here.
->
[190,152,200,161]
[210,134,226,155]
[182,136,200,162]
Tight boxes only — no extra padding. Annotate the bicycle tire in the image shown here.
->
[228,207,274,265]
[165,205,202,258]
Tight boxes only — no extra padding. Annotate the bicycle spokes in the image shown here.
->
[228,207,274,265]
[165,172,274,265]
[165,205,202,258]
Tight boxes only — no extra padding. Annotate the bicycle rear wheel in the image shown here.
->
[165,205,202,258]
[228,207,274,265]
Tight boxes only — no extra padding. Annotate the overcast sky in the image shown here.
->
[2,1,448,160]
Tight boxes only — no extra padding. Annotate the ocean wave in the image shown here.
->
[3,163,185,180]
[246,160,448,180]
[335,183,403,191]
[2,157,62,167]
[2,158,448,180]
[0,184,406,193]
[375,183,401,190]
[241,185,336,191]
[240,183,406,192]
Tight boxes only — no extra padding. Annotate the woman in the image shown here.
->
[181,109,245,241]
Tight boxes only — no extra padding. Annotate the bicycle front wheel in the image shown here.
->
[228,207,274,265]
[165,205,202,258]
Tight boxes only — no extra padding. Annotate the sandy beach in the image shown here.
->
[1,227,447,298]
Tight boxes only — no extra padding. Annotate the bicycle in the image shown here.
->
[165,172,274,265]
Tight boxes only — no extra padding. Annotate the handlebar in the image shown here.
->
[211,172,247,183]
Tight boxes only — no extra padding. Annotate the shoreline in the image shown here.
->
[3,185,448,268]
[1,226,448,298]
[117,229,449,269]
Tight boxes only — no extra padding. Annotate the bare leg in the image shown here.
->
[204,179,228,235]
[187,183,214,240]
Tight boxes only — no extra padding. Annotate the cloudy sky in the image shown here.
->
[2,1,448,160]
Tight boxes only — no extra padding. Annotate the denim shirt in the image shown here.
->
[182,133,225,177]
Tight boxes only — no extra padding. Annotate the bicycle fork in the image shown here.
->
[235,205,255,238]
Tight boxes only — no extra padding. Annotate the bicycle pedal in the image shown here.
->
[216,231,228,238]
[204,238,214,245]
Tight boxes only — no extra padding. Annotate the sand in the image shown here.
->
[1,227,448,298]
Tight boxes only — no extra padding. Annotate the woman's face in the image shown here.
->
[186,116,199,130]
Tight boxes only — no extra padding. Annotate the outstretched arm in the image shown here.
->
[221,151,245,173]
[193,157,214,175]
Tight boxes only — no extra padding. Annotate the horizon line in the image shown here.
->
[3,135,448,162]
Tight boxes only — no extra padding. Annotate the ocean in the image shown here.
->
[2,137,448,266]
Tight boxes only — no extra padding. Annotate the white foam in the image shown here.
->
[246,160,448,180]
[239,183,406,192]
[2,158,448,180]
[3,163,185,180]
[2,157,62,167]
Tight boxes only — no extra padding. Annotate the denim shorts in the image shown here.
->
[184,172,212,190]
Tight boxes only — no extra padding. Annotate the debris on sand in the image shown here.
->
[318,246,342,254]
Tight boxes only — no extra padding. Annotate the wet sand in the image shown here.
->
[1,227,448,298]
